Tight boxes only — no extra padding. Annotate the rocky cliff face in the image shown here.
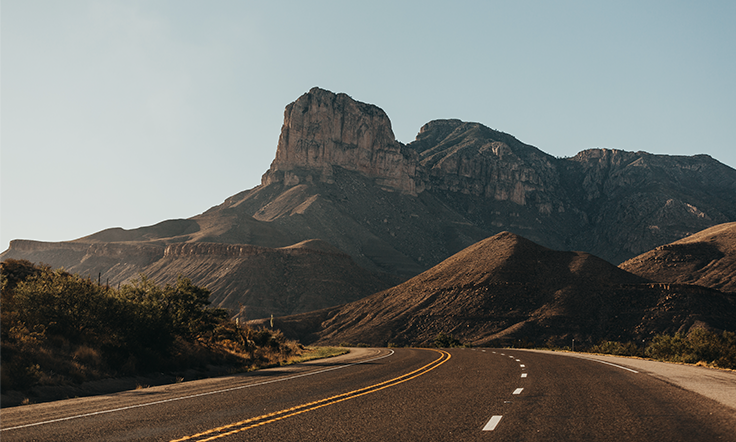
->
[410,119,565,212]
[560,148,736,261]
[257,88,736,264]
[261,89,568,212]
[262,87,420,195]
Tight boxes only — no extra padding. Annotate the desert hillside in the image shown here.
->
[620,221,736,293]
[270,231,736,347]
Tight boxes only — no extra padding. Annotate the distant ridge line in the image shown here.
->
[163,242,349,258]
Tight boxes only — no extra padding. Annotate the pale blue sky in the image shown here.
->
[2,0,735,252]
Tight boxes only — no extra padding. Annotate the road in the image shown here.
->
[2,348,735,441]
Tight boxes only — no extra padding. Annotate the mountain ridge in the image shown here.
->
[3,87,736,319]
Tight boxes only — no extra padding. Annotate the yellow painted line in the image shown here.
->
[170,349,450,442]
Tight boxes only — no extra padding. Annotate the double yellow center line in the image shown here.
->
[171,349,451,441]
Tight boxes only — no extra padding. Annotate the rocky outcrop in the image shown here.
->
[261,90,568,210]
[257,88,736,264]
[4,240,164,268]
[262,87,420,195]
[409,119,568,213]
[561,148,736,261]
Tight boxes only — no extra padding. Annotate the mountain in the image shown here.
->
[619,222,736,293]
[268,232,736,347]
[410,119,736,262]
[196,87,736,267]
[3,87,736,318]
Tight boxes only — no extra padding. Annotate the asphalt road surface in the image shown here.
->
[2,348,735,441]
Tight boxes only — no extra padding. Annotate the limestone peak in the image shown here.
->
[262,87,420,194]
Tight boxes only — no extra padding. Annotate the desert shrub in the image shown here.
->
[645,329,736,368]
[645,333,690,361]
[511,338,535,349]
[1,260,311,397]
[589,340,641,356]
[434,332,462,348]
[12,268,121,343]
[582,330,736,369]
[117,275,228,350]
[686,329,736,367]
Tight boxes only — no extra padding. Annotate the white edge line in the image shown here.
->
[571,355,639,373]
[482,415,503,431]
[3,350,396,432]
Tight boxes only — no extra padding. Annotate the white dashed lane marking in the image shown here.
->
[482,415,503,431]
[481,352,529,432]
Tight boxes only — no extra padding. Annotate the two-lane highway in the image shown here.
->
[2,348,735,441]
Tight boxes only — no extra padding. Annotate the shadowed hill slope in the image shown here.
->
[270,232,736,347]
[619,222,736,293]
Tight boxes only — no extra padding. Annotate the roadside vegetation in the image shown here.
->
[0,259,341,404]
[581,329,736,370]
[432,331,736,370]
[433,332,465,348]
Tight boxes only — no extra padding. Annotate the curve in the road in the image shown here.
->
[170,349,450,442]
[2,349,397,433]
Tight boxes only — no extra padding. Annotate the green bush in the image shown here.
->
[13,268,122,343]
[589,340,641,356]
[434,332,462,348]
[0,260,303,395]
[645,329,736,368]
[584,329,736,369]
[118,275,228,344]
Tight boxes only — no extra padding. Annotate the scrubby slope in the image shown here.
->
[620,222,736,293]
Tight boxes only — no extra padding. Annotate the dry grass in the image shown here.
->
[281,347,348,365]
